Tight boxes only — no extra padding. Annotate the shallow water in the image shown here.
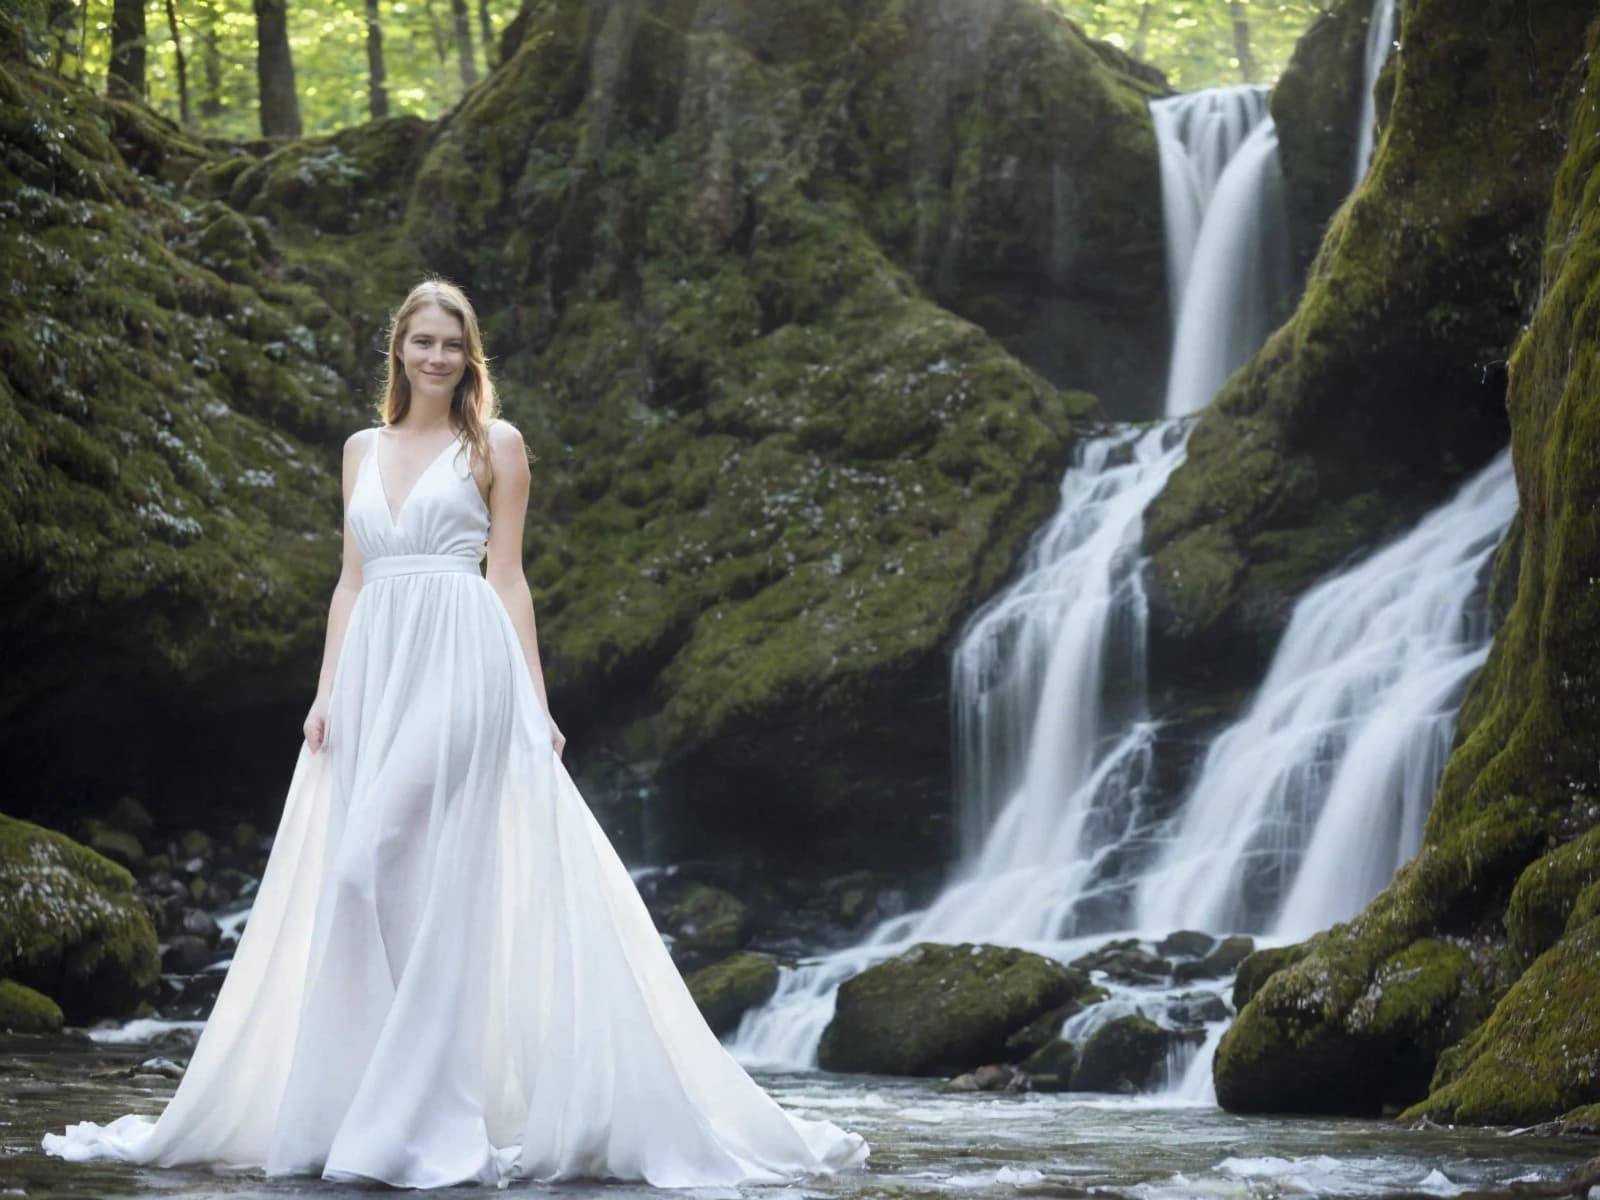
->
[4,1033,1596,1200]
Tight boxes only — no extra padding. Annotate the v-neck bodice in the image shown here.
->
[350,430,490,567]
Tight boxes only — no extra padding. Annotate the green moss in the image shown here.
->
[1147,0,1591,688]
[0,815,159,1022]
[668,883,749,951]
[1404,918,1600,1124]
[0,979,64,1034]
[1506,826,1600,964]
[683,951,780,1036]
[1232,943,1311,1011]
[1072,1015,1167,1092]
[819,942,1092,1075]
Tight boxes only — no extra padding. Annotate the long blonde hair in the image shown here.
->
[379,278,498,481]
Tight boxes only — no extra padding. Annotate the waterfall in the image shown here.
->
[1353,0,1400,184]
[1152,87,1291,417]
[1135,451,1517,936]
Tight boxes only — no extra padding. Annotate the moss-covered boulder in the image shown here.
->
[1213,13,1600,1124]
[400,0,1159,873]
[1269,0,1381,275]
[1020,1037,1077,1090]
[668,883,750,952]
[1172,934,1254,983]
[0,815,160,1022]
[1070,1015,1167,1093]
[818,942,1090,1075]
[0,979,65,1033]
[1145,0,1593,701]
[683,951,780,1036]
[1231,943,1310,1010]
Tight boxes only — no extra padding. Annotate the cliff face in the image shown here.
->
[2,0,1170,872]
[1142,0,1590,708]
[1211,8,1600,1124]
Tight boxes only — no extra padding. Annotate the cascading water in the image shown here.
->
[1151,87,1292,417]
[731,18,1497,1090]
[1135,452,1518,937]
[1353,0,1400,184]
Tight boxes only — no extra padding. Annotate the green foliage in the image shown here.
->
[1056,0,1332,88]
[15,0,502,136]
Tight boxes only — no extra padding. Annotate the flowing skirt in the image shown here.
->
[42,566,867,1188]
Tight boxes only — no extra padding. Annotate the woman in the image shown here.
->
[42,280,869,1189]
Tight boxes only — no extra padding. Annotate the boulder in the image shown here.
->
[1004,998,1104,1060]
[1155,930,1215,960]
[669,884,751,953]
[683,951,780,1036]
[1172,934,1254,982]
[0,815,160,1022]
[1232,944,1310,1011]
[1071,938,1173,985]
[1071,1015,1168,1093]
[1020,1037,1077,1090]
[0,979,64,1034]
[1166,991,1230,1027]
[1214,10,1600,1123]
[819,942,1091,1075]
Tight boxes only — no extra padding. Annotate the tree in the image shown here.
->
[165,0,192,124]
[108,0,146,99]
[198,0,223,120]
[478,0,494,68]
[1230,0,1258,83]
[450,0,476,87]
[253,0,302,136]
[365,0,389,118]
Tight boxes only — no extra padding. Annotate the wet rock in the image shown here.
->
[669,884,750,953]
[945,1063,1021,1092]
[0,815,159,1023]
[161,936,213,974]
[176,970,225,1011]
[1156,931,1216,960]
[1232,944,1311,1011]
[1071,939,1173,985]
[177,830,213,862]
[181,908,221,946]
[819,942,1093,1076]
[1020,1038,1077,1089]
[1003,995,1106,1060]
[683,951,779,1036]
[1173,935,1255,982]
[820,870,901,929]
[0,979,65,1034]
[1167,991,1230,1027]
[135,1056,185,1080]
[1071,1016,1168,1093]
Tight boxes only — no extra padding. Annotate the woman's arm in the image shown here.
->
[481,420,564,756]
[304,429,370,752]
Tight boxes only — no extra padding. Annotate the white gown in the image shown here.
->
[42,432,868,1189]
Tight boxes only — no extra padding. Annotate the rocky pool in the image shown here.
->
[5,1031,1596,1200]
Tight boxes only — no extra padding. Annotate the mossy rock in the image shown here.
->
[818,942,1091,1075]
[1232,942,1311,1011]
[1403,918,1600,1125]
[1213,13,1600,1124]
[1070,1015,1167,1093]
[1216,936,1488,1115]
[683,951,780,1036]
[79,820,145,873]
[1004,998,1104,1060]
[1146,0,1594,699]
[1020,1037,1077,1088]
[668,884,750,952]
[1269,0,1382,276]
[0,815,159,1022]
[1173,934,1254,982]
[0,979,64,1034]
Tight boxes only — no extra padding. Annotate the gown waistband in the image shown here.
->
[363,553,482,582]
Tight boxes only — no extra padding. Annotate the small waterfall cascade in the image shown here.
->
[1152,86,1292,417]
[1135,451,1517,937]
[729,424,1191,1067]
[1353,0,1400,184]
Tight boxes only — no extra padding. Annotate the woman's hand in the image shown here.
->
[304,695,332,754]
[548,717,566,760]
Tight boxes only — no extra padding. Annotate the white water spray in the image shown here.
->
[1353,0,1400,184]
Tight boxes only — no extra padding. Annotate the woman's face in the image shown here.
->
[398,301,467,402]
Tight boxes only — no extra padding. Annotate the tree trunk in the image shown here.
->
[478,0,494,68]
[108,0,147,100]
[365,0,389,118]
[1230,0,1257,84]
[165,0,192,125]
[253,0,303,137]
[200,0,223,120]
[1132,0,1153,60]
[451,0,477,87]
